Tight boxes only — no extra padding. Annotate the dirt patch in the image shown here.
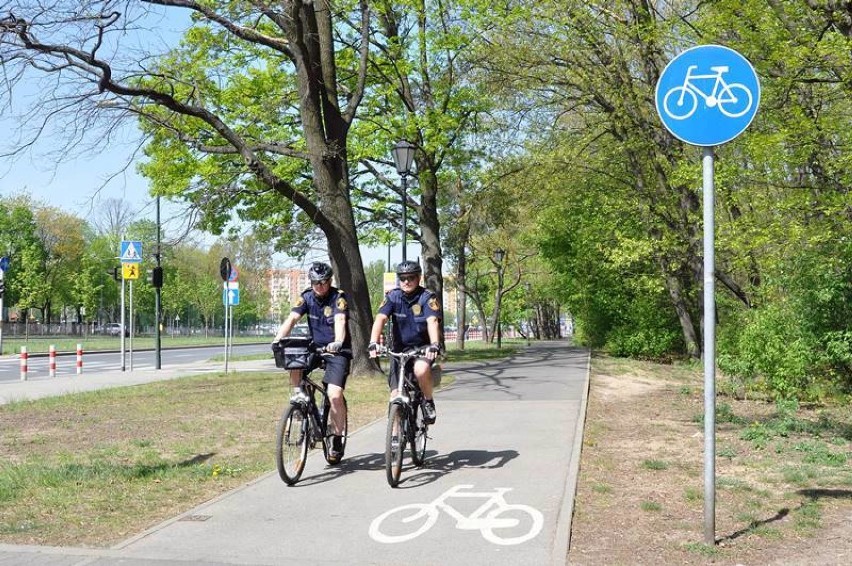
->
[567,356,852,565]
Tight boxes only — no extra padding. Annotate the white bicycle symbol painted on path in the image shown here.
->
[369,484,544,546]
[662,64,753,120]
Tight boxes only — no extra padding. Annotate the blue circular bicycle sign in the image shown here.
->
[655,44,760,146]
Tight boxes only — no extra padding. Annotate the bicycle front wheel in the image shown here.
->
[385,403,406,487]
[410,400,428,466]
[276,404,309,485]
[321,395,349,465]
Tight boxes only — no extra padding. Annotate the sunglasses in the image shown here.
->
[312,279,330,286]
[398,275,419,283]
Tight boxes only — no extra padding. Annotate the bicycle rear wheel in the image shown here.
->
[385,402,406,487]
[410,400,428,466]
[276,404,309,485]
[321,396,349,464]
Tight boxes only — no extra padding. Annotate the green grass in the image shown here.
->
[442,339,523,361]
[684,486,702,501]
[641,459,669,470]
[0,369,390,546]
[640,500,662,512]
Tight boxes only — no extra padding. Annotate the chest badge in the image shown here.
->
[324,306,333,317]
[412,303,422,316]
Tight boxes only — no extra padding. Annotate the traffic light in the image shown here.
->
[148,266,164,288]
[109,266,121,281]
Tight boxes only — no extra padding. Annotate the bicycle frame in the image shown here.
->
[679,65,730,103]
[388,347,427,405]
[377,345,430,486]
[274,344,349,484]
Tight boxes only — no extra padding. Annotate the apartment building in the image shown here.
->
[267,268,310,322]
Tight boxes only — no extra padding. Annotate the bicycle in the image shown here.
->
[273,337,349,486]
[374,345,432,487]
[662,64,753,120]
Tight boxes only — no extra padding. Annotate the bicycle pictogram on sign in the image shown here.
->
[662,65,753,120]
[655,44,760,147]
[368,484,543,546]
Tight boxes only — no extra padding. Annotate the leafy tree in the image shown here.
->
[355,0,493,303]
[0,0,378,372]
[34,206,88,324]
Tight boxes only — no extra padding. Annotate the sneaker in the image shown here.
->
[328,435,344,463]
[422,399,436,424]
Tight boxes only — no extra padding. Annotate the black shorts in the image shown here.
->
[316,353,350,389]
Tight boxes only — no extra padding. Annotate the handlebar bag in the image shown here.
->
[274,336,314,369]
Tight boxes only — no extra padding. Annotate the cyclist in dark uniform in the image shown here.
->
[273,262,351,462]
[368,260,441,424]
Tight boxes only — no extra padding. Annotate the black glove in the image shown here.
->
[271,341,282,353]
[427,343,441,355]
[368,342,378,352]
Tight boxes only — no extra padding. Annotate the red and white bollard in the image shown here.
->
[49,345,57,378]
[76,344,83,375]
[20,346,28,381]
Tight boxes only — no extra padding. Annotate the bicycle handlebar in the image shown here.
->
[371,345,430,358]
[271,340,351,357]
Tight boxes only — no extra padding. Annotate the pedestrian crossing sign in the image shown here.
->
[122,263,140,280]
[120,241,143,262]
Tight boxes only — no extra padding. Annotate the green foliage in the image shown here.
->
[718,239,852,400]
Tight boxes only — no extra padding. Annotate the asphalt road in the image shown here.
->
[0,343,270,383]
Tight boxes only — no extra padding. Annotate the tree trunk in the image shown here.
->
[661,267,701,359]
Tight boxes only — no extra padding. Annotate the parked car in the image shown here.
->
[104,323,129,337]
[291,324,310,338]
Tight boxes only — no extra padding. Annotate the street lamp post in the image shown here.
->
[494,248,505,349]
[524,282,532,346]
[391,140,416,263]
[155,195,162,370]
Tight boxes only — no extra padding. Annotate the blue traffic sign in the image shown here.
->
[223,288,240,306]
[120,241,143,263]
[655,45,759,146]
[0,256,9,272]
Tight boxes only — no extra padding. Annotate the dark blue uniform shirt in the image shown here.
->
[292,286,351,348]
[378,287,441,350]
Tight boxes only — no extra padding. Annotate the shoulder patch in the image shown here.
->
[336,296,348,311]
[294,296,305,308]
[428,296,440,311]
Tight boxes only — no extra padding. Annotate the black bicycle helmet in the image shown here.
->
[395,260,422,276]
[308,261,333,283]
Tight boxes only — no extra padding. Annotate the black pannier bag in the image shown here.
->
[273,336,314,369]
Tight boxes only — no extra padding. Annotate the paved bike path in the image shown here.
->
[0,340,590,566]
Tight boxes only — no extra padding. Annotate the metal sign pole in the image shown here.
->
[224,300,230,373]
[703,147,717,543]
[120,277,126,372]
[0,268,5,355]
[229,301,235,362]
[219,257,231,373]
[129,281,134,371]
